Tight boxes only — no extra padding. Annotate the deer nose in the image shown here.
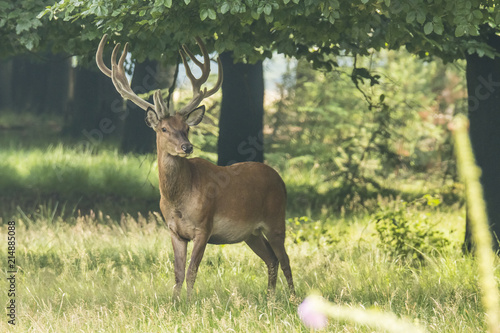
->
[181,144,193,154]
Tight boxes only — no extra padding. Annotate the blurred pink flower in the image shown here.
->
[298,296,328,329]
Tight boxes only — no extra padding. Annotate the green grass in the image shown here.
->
[0,145,161,218]
[0,205,489,332]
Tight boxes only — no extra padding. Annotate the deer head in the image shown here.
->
[96,34,222,156]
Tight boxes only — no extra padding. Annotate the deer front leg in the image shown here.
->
[185,231,209,300]
[171,233,188,300]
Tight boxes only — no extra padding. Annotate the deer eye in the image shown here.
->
[162,127,167,133]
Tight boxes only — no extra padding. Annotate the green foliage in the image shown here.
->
[268,49,463,211]
[373,195,450,262]
[0,0,79,57]
[0,0,46,54]
[14,0,495,65]
[287,216,343,246]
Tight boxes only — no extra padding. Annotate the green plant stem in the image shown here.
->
[452,115,500,333]
[308,295,426,333]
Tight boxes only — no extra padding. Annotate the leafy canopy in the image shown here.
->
[4,1,499,64]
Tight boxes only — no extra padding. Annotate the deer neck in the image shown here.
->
[157,151,192,205]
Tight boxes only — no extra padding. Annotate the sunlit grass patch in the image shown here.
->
[0,145,160,218]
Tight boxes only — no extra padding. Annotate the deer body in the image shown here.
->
[159,156,287,246]
[96,35,294,300]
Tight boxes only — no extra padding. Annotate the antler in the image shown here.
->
[96,34,170,117]
[178,37,223,115]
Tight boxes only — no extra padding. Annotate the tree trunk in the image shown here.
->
[217,52,264,166]
[0,59,13,110]
[120,60,159,154]
[11,56,48,113]
[465,33,500,252]
[6,54,70,114]
[45,55,70,115]
[64,66,123,146]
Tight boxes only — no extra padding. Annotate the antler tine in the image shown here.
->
[205,56,223,98]
[182,37,211,82]
[118,43,128,68]
[96,34,156,113]
[178,37,223,115]
[181,44,203,68]
[96,34,112,77]
[153,89,171,117]
[110,42,122,68]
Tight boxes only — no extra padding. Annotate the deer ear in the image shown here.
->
[184,105,205,126]
[145,107,159,128]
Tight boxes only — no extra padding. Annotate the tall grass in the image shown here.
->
[0,205,489,332]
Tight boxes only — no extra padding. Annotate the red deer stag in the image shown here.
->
[96,34,295,300]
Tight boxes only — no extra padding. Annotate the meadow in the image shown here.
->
[0,144,488,332]
[0,199,484,332]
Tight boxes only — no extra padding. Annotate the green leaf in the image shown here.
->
[423,22,433,35]
[433,23,444,35]
[472,9,482,19]
[416,10,426,24]
[36,8,51,19]
[207,8,216,20]
[184,0,191,4]
[220,2,230,14]
[264,3,272,16]
[406,11,415,24]
[165,0,172,8]
[200,9,208,20]
[469,25,479,36]
[455,25,466,37]
[15,20,32,34]
[25,38,35,50]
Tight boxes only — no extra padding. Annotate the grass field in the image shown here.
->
[0,200,490,332]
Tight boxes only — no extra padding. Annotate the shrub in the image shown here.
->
[373,195,450,262]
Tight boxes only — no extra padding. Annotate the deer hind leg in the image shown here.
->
[245,233,279,292]
[265,231,295,295]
